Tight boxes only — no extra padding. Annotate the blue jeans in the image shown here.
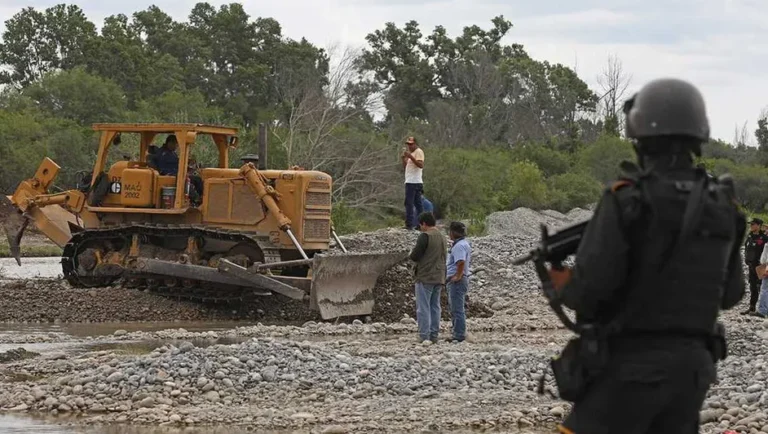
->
[447,276,469,340]
[404,183,424,228]
[759,278,768,316]
[415,282,442,341]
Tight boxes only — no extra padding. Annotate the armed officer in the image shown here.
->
[743,217,768,315]
[547,78,745,433]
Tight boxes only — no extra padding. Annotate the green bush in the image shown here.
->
[424,147,514,217]
[510,144,571,177]
[575,134,635,185]
[504,161,550,209]
[547,172,603,211]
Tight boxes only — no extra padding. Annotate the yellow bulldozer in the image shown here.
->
[0,123,407,320]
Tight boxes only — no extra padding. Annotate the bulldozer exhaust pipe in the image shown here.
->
[258,123,268,170]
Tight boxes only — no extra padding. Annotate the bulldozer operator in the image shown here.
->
[152,134,204,205]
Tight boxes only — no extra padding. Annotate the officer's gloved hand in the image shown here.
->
[548,267,572,291]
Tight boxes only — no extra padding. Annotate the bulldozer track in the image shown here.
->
[61,223,287,304]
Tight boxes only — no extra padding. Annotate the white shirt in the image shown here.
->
[404,148,424,184]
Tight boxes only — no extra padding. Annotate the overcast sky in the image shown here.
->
[2,0,766,143]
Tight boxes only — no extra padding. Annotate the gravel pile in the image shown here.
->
[372,264,494,321]
[485,207,590,237]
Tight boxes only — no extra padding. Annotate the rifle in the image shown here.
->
[513,219,597,399]
[512,219,590,333]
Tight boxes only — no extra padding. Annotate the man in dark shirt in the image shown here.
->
[155,135,180,176]
[743,217,768,314]
[408,212,447,344]
[154,134,203,205]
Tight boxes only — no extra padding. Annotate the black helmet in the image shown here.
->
[623,78,709,142]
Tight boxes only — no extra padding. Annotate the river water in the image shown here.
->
[0,257,62,279]
[0,413,310,433]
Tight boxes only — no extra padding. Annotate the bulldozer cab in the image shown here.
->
[88,123,239,210]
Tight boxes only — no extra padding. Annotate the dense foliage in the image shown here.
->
[1,3,767,233]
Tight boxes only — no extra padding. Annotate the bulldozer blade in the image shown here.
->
[310,250,410,320]
[0,195,28,266]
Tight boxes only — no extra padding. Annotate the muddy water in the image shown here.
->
[0,257,62,279]
[0,321,258,337]
[0,414,299,433]
[0,414,551,433]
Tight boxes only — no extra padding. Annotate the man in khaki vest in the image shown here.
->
[408,212,447,343]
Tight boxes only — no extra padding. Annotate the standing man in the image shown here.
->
[743,217,768,315]
[402,136,425,230]
[547,78,745,432]
[408,212,447,344]
[446,221,471,343]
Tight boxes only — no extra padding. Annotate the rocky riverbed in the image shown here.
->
[0,206,765,433]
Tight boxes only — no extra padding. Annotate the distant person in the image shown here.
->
[412,196,436,220]
[240,154,260,166]
[744,217,768,315]
[756,242,768,318]
[422,196,434,213]
[402,136,424,230]
[446,221,471,343]
[408,212,447,344]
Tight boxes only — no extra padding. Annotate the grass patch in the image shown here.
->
[0,239,62,258]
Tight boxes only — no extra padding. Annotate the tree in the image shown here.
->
[734,120,751,148]
[0,5,96,87]
[360,17,598,145]
[271,45,396,209]
[756,108,768,152]
[360,20,440,121]
[596,54,632,137]
[22,67,127,125]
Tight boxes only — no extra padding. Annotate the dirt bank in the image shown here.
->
[0,267,493,325]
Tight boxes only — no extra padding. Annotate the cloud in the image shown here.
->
[1,0,766,142]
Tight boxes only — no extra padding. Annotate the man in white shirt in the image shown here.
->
[402,136,425,229]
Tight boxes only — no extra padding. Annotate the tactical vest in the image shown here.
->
[615,167,739,335]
